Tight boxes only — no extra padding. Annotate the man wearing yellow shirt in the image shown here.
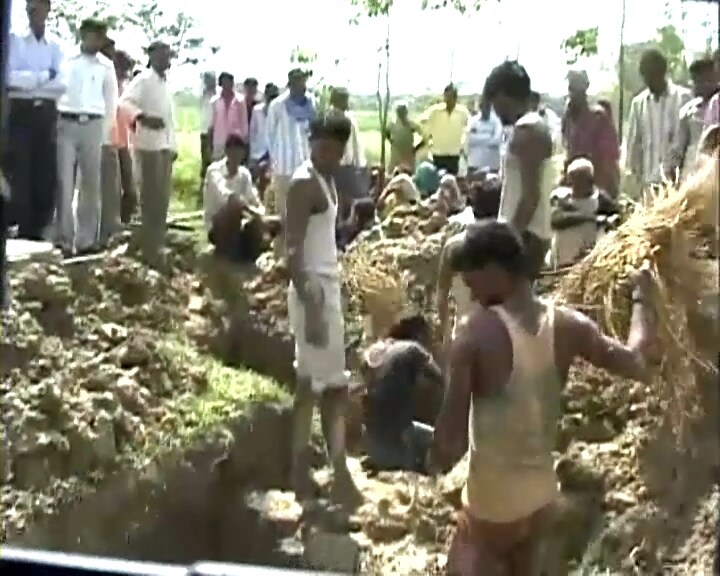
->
[420,84,470,175]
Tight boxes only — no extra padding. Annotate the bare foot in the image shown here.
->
[330,467,363,510]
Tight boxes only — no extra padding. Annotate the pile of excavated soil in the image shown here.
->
[0,234,220,542]
[236,206,718,572]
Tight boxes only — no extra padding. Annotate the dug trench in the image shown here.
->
[1,235,369,573]
[3,229,718,574]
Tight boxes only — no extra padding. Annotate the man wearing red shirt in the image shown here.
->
[561,69,620,198]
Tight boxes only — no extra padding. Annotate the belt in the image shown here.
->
[60,112,103,123]
[10,97,56,109]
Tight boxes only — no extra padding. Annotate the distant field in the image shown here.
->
[176,106,385,164]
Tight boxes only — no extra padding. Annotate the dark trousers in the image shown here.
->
[3,99,58,240]
[432,154,460,176]
[0,178,7,310]
[522,231,550,280]
[365,421,433,474]
[199,132,211,204]
[118,147,137,224]
[208,219,265,264]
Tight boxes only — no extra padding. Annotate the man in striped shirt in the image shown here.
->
[266,68,316,258]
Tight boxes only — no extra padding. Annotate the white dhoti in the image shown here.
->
[288,275,349,393]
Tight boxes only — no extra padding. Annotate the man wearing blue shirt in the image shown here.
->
[4,0,66,241]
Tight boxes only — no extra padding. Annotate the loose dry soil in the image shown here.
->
[1,217,718,574]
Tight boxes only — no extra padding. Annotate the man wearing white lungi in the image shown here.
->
[285,114,360,505]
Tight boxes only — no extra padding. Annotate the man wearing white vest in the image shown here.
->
[284,113,360,505]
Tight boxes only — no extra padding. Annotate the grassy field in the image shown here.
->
[172,106,385,210]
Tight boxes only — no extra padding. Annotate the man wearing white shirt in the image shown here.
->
[464,95,503,177]
[56,19,117,255]
[199,71,216,202]
[265,68,316,258]
[204,135,279,263]
[119,40,176,268]
[4,0,66,241]
[249,82,280,164]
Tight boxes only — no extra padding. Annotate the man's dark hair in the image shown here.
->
[218,72,234,86]
[484,60,532,101]
[79,18,108,35]
[640,48,667,73]
[469,181,501,220]
[264,82,279,94]
[387,314,429,341]
[689,57,715,77]
[529,91,540,104]
[225,134,248,151]
[450,220,528,276]
[243,77,258,88]
[114,49,134,70]
[309,114,352,144]
[352,198,376,229]
[443,83,457,95]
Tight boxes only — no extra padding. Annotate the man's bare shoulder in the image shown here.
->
[553,303,599,346]
[443,230,466,249]
[455,306,509,352]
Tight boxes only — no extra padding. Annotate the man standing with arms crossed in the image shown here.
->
[5,0,66,241]
[484,61,555,279]
[285,114,360,505]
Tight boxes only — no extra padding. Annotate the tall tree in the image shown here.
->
[560,27,599,65]
[50,0,218,65]
[349,0,493,17]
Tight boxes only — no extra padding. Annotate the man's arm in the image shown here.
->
[239,170,265,218]
[265,99,279,155]
[238,100,250,142]
[625,99,641,177]
[569,266,655,382]
[594,110,620,196]
[118,74,144,119]
[667,110,691,180]
[285,178,316,302]
[551,205,595,230]
[432,317,474,466]
[435,237,455,347]
[102,62,119,145]
[43,40,67,97]
[509,123,552,232]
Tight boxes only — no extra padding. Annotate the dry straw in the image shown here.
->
[555,155,718,435]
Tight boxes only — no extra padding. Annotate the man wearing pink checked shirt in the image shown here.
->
[209,72,249,160]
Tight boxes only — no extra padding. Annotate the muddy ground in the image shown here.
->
[1,227,718,574]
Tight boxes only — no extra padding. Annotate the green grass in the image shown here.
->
[147,336,288,459]
[170,108,386,212]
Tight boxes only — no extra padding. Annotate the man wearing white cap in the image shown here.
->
[549,157,617,269]
[561,68,620,198]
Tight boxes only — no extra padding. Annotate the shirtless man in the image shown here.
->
[431,220,655,575]
[484,61,555,279]
[285,114,360,504]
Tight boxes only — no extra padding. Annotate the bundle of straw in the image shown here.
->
[555,156,718,433]
[343,243,409,338]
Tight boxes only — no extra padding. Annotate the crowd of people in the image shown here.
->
[3,0,719,572]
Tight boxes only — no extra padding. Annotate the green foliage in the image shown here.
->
[561,27,599,65]
[349,0,493,17]
[50,0,219,65]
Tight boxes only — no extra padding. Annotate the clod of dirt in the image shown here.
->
[0,233,221,543]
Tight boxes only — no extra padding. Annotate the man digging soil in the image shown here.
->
[285,114,361,506]
[432,220,656,575]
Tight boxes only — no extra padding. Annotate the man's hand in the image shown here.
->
[137,115,165,130]
[172,151,178,163]
[304,299,328,348]
[630,259,654,298]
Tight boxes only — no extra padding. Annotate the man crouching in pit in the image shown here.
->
[431,220,656,575]
[285,114,362,505]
